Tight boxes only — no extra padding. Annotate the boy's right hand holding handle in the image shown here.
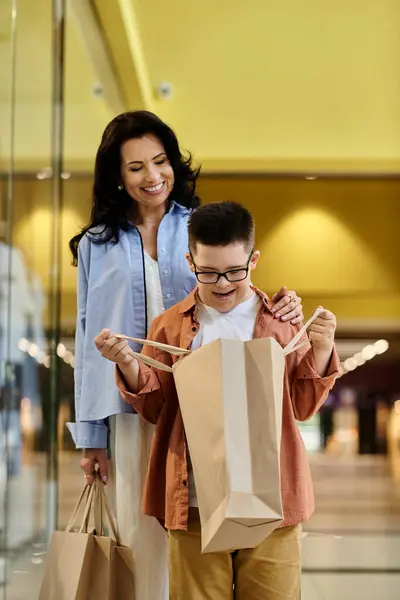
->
[94,329,140,392]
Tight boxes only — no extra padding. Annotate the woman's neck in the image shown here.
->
[134,201,168,228]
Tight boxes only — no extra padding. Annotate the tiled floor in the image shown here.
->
[302,573,400,600]
[1,452,400,599]
[302,454,400,599]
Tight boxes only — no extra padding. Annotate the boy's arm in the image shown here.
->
[94,327,168,424]
[288,309,340,421]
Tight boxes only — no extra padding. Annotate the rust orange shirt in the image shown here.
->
[116,288,339,531]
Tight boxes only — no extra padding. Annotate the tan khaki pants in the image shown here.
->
[169,509,301,600]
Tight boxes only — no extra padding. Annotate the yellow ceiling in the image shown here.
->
[1,0,400,173]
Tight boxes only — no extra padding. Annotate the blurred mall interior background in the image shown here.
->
[1,1,400,598]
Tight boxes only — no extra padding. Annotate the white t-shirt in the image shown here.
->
[188,292,261,506]
[144,252,165,331]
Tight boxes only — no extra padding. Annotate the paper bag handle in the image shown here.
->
[116,334,190,356]
[93,475,120,543]
[283,307,324,355]
[63,483,95,534]
[79,483,96,533]
[115,334,189,373]
[64,483,90,532]
[81,475,120,542]
[116,306,325,368]
[64,476,119,543]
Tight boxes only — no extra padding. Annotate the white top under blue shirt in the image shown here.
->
[67,201,196,449]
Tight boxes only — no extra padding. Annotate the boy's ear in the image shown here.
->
[250,250,261,270]
[186,252,195,273]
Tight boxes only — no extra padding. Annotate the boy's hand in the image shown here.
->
[94,329,135,367]
[309,308,336,352]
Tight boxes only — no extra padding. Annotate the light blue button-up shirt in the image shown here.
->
[67,202,196,449]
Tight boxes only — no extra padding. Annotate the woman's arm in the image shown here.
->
[67,237,109,485]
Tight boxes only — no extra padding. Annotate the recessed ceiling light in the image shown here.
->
[36,167,53,180]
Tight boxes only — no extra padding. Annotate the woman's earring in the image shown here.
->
[118,184,123,191]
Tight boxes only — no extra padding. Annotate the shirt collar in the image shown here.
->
[168,200,190,215]
[128,200,189,227]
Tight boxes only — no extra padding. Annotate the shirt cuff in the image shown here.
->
[115,362,157,399]
[296,346,340,388]
[66,421,108,449]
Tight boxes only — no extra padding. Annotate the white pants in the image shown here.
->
[108,413,169,600]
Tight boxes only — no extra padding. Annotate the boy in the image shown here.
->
[95,201,339,599]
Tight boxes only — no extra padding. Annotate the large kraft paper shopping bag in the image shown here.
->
[93,479,136,600]
[175,336,285,553]
[90,479,136,600]
[38,484,96,600]
[39,475,135,600]
[119,309,321,554]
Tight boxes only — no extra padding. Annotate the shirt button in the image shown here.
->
[160,248,166,252]
[163,269,169,275]
[166,293,171,299]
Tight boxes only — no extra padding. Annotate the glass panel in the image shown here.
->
[58,0,116,528]
[0,0,65,596]
[0,1,17,596]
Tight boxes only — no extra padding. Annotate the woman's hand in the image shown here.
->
[81,448,108,485]
[271,286,304,324]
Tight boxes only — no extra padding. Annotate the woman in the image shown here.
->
[67,111,304,600]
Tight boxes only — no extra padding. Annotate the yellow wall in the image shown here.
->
[198,177,400,319]
[8,176,400,328]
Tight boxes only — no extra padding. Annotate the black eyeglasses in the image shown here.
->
[190,249,254,284]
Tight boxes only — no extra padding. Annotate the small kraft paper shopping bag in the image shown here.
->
[38,473,135,600]
[117,308,322,554]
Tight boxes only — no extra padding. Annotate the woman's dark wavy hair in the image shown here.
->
[69,110,201,265]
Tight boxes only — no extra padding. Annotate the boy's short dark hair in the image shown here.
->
[188,201,255,252]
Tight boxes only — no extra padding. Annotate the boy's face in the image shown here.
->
[186,243,260,313]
